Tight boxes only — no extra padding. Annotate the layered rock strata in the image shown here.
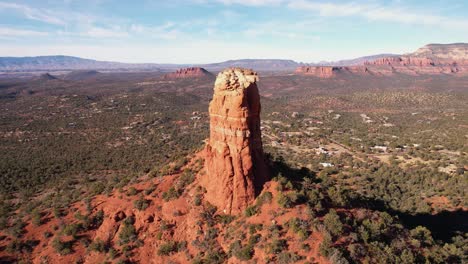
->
[296,57,468,78]
[295,66,371,78]
[201,68,268,214]
[295,66,340,78]
[164,67,211,79]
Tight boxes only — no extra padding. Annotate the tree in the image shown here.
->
[323,210,343,238]
[410,226,433,247]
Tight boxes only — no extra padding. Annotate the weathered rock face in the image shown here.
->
[297,55,468,78]
[201,68,268,215]
[295,66,372,77]
[412,43,468,61]
[365,56,435,66]
[164,67,211,79]
[295,66,339,78]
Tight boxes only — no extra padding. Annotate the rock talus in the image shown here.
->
[201,68,268,215]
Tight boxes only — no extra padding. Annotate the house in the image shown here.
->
[320,162,334,168]
[372,145,388,152]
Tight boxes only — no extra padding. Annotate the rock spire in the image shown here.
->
[201,68,268,214]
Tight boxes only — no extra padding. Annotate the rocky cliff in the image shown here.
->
[295,66,340,78]
[201,68,268,214]
[295,66,371,77]
[411,43,468,60]
[295,44,468,78]
[365,57,435,66]
[164,67,212,79]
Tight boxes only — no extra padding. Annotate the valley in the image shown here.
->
[0,61,466,263]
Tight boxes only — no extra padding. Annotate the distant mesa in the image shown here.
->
[295,66,338,78]
[295,66,370,78]
[63,70,102,81]
[0,55,162,71]
[163,67,213,79]
[201,68,268,214]
[296,44,468,78]
[365,56,436,67]
[362,55,467,76]
[412,43,468,61]
[203,59,300,71]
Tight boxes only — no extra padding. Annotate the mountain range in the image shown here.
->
[0,43,466,72]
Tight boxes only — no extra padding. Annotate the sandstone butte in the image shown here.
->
[295,66,339,78]
[163,67,212,79]
[295,66,370,78]
[296,56,468,78]
[200,68,268,215]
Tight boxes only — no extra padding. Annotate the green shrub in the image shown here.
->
[194,194,202,206]
[318,233,333,257]
[162,186,181,201]
[323,210,343,238]
[256,191,273,207]
[31,210,42,226]
[109,247,118,259]
[245,205,258,217]
[89,238,106,252]
[127,187,138,196]
[229,240,254,261]
[133,195,150,211]
[277,193,293,208]
[267,239,288,254]
[178,169,195,189]
[277,252,304,264]
[217,214,235,225]
[52,237,73,255]
[410,226,433,247]
[62,223,82,238]
[157,241,179,256]
[119,217,137,245]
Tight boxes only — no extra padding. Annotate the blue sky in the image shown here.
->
[0,0,467,63]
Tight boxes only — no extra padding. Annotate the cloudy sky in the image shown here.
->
[0,0,467,63]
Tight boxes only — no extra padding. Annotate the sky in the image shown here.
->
[0,0,467,63]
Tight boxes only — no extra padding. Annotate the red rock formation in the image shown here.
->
[365,57,404,66]
[164,67,212,79]
[346,66,370,74]
[339,55,468,77]
[295,66,374,77]
[295,66,341,78]
[365,56,435,66]
[201,68,268,214]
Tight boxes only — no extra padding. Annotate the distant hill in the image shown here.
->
[409,43,468,60]
[315,54,398,66]
[163,67,214,79]
[63,70,102,81]
[201,59,301,71]
[0,55,401,73]
[0,55,162,71]
[1,44,466,72]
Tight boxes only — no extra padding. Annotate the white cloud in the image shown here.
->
[0,40,380,64]
[242,20,321,40]
[288,0,468,29]
[0,2,66,25]
[200,0,468,29]
[129,22,182,40]
[213,0,284,5]
[0,26,49,37]
[84,27,129,38]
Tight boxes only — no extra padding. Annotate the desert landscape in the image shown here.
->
[0,1,467,264]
